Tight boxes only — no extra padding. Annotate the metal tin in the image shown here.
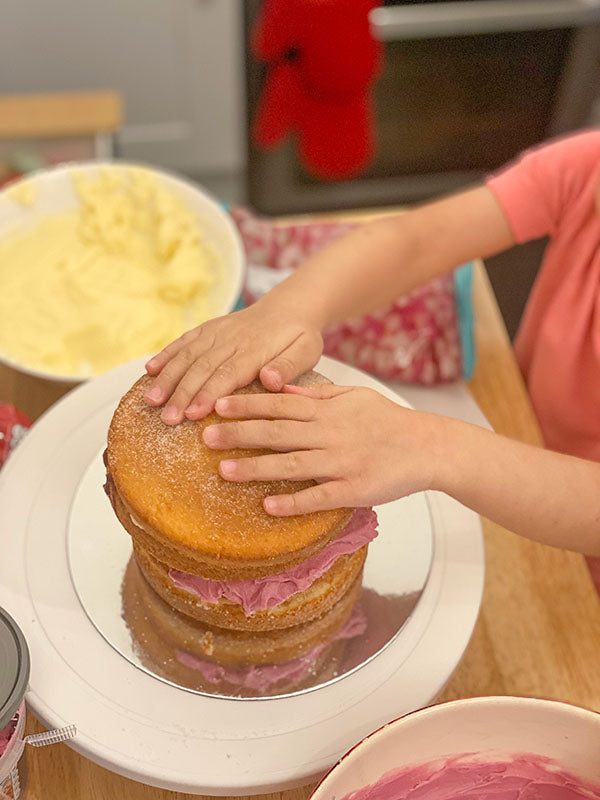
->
[0,609,29,799]
[0,608,29,730]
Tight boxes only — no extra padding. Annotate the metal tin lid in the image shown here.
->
[0,608,30,729]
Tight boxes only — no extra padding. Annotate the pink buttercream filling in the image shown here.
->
[338,754,600,800]
[169,508,378,616]
[176,605,367,692]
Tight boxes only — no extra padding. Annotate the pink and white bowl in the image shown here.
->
[310,696,600,799]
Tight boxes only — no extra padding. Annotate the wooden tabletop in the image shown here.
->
[5,262,600,800]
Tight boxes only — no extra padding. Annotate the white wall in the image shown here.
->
[1,0,246,175]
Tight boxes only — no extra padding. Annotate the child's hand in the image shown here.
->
[203,384,442,515]
[144,302,323,425]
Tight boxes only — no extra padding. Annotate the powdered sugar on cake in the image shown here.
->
[110,376,351,545]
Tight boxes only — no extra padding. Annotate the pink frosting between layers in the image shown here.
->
[169,509,378,616]
[338,754,600,800]
[175,605,367,693]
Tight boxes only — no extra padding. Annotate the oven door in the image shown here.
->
[246,0,600,215]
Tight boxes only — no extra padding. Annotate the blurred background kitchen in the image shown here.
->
[2,0,600,336]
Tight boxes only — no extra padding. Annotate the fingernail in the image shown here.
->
[214,398,229,414]
[161,405,179,424]
[185,403,205,419]
[220,459,236,477]
[262,368,281,385]
[145,387,163,402]
[203,425,219,445]
[264,497,279,513]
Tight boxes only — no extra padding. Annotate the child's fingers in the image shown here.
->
[214,393,316,421]
[219,450,329,482]
[185,327,312,419]
[145,342,184,379]
[283,383,352,400]
[260,330,323,392]
[145,330,221,409]
[145,327,201,380]
[263,481,350,516]
[203,419,317,451]
[157,345,236,424]
[184,353,264,421]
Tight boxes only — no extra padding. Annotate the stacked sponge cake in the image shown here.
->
[105,373,378,696]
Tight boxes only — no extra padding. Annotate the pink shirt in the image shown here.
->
[487,130,600,461]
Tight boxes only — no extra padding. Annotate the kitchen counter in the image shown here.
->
[3,262,600,800]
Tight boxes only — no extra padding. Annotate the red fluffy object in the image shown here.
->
[251,0,382,180]
[0,404,31,468]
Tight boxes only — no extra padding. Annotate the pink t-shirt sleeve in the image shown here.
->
[486,130,600,244]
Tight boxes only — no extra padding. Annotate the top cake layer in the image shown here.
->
[106,374,353,573]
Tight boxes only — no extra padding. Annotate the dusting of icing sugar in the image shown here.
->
[108,375,351,553]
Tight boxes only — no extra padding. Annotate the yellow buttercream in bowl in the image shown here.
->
[0,164,243,381]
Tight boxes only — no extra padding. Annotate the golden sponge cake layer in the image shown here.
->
[106,472,354,581]
[106,375,353,576]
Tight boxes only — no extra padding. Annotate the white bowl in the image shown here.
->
[0,161,244,383]
[311,696,600,799]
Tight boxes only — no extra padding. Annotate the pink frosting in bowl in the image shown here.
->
[169,508,378,616]
[337,756,600,800]
[310,697,600,800]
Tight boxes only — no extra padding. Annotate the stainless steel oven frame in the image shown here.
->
[245,0,600,214]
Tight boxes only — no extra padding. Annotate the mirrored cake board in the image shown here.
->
[0,356,484,795]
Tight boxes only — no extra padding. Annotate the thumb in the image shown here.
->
[260,331,323,392]
[283,383,351,399]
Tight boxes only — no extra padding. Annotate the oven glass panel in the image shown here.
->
[294,28,570,184]
[383,0,550,4]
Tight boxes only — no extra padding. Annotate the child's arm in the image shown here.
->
[145,185,514,423]
[266,185,513,325]
[203,385,600,556]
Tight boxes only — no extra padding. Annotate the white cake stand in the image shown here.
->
[0,356,484,795]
